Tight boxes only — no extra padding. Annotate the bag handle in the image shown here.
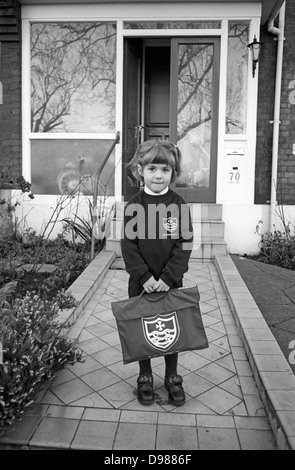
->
[140,284,197,302]
[140,291,169,302]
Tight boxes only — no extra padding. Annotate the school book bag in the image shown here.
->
[111,285,208,364]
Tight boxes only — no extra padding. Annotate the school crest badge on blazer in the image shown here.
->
[163,217,178,233]
[142,312,180,351]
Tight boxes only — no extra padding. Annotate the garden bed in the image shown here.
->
[0,232,114,431]
[0,233,91,307]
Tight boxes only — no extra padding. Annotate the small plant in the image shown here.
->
[0,281,17,315]
[62,197,114,255]
[0,292,83,430]
[62,199,96,246]
[254,206,295,270]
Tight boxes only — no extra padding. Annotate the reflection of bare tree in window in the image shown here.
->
[31,23,116,133]
[175,43,214,189]
[177,45,213,142]
[226,23,249,134]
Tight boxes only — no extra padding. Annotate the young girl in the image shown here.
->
[121,139,193,407]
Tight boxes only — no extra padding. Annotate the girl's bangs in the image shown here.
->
[142,145,176,168]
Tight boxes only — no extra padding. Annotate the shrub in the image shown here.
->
[0,292,83,430]
[254,216,295,270]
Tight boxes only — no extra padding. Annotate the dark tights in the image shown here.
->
[139,353,178,378]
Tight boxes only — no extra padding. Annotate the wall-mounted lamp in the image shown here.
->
[247,35,263,77]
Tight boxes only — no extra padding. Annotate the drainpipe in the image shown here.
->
[268,1,286,232]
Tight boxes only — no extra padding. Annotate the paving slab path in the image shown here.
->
[0,259,280,451]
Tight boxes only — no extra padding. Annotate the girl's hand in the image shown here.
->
[153,279,170,292]
[143,276,157,293]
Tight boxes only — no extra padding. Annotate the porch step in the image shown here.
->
[105,202,228,260]
[191,237,228,259]
[189,203,223,222]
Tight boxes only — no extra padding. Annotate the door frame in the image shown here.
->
[170,36,220,203]
[122,38,143,201]
[120,25,224,203]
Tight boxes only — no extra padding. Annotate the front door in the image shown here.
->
[122,36,220,203]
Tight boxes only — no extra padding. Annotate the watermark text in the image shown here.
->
[122,203,194,251]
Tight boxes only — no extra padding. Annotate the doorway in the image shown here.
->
[122,36,220,203]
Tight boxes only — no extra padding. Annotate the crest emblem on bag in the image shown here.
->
[142,312,180,351]
[163,217,178,233]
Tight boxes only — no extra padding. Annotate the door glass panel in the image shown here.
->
[226,22,249,134]
[175,44,214,190]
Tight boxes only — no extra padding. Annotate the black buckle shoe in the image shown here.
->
[165,375,185,406]
[137,375,154,406]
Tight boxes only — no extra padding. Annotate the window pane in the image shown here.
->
[176,44,214,190]
[124,21,221,29]
[31,23,116,133]
[31,139,115,195]
[226,22,249,134]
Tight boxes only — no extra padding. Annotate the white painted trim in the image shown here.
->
[216,19,228,204]
[21,3,262,21]
[28,133,117,140]
[122,29,222,37]
[220,16,261,206]
[115,20,124,201]
[247,16,261,204]
[22,19,31,184]
[224,134,249,141]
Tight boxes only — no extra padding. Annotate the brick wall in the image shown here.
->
[278,0,295,205]
[0,0,22,186]
[255,0,295,205]
[255,25,277,204]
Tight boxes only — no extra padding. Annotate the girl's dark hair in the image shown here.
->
[127,139,182,183]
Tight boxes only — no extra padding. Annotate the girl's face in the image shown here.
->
[138,163,173,193]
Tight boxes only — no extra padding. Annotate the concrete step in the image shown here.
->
[106,237,228,259]
[191,237,228,259]
[189,203,223,222]
[192,220,224,239]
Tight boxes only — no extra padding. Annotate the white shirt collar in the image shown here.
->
[144,186,169,196]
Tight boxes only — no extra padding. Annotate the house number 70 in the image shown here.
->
[229,169,241,183]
